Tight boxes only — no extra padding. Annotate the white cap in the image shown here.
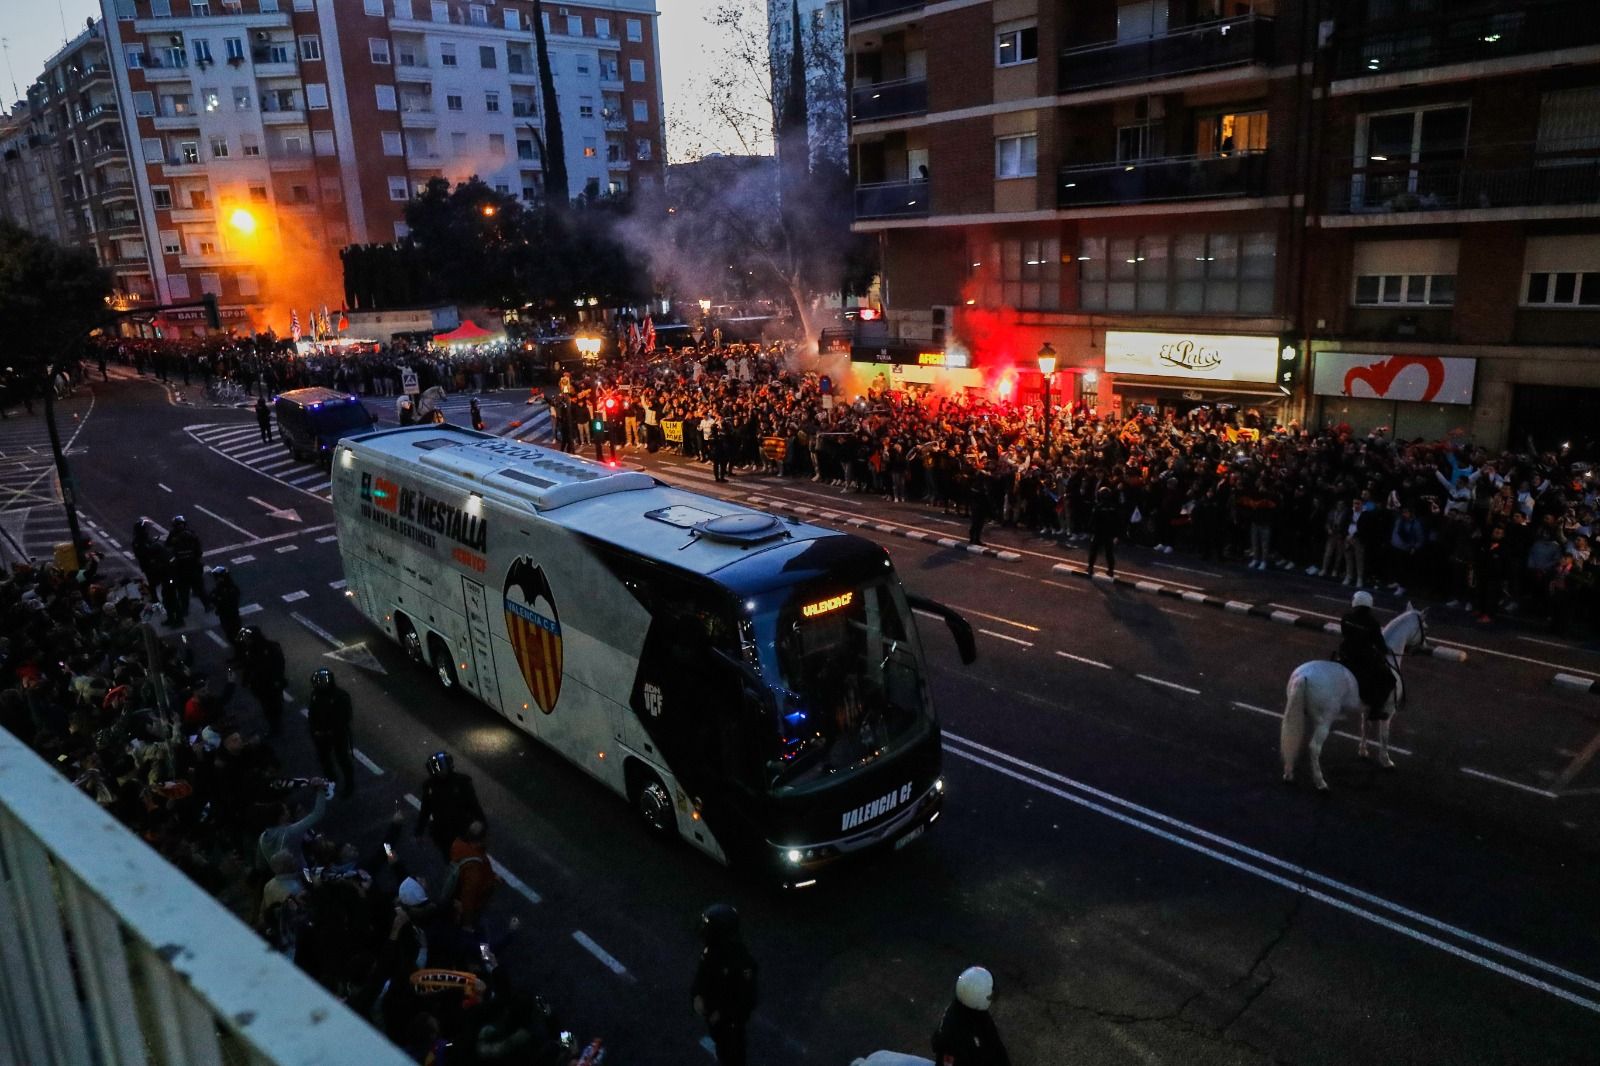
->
[955,966,993,1011]
[1351,590,1374,609]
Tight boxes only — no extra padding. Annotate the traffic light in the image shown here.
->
[594,395,619,435]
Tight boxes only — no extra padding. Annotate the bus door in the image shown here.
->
[459,577,504,714]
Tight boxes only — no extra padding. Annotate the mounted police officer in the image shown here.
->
[1339,590,1393,719]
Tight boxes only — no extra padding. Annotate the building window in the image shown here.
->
[503,8,519,30]
[635,138,652,161]
[1353,104,1469,210]
[160,229,180,254]
[204,87,224,112]
[583,139,597,158]
[995,26,1037,66]
[233,87,251,110]
[431,0,448,22]
[375,84,397,110]
[446,93,463,112]
[363,0,384,14]
[209,136,228,158]
[517,138,535,161]
[237,271,258,296]
[298,36,321,61]
[394,221,410,241]
[151,186,172,209]
[248,184,268,201]
[469,4,487,25]
[440,43,456,66]
[628,59,645,82]
[1522,235,1600,307]
[179,141,200,164]
[1354,274,1455,306]
[168,274,190,299]
[451,131,467,154]
[388,176,409,200]
[1197,110,1269,156]
[320,176,341,202]
[485,91,500,112]
[1525,272,1600,306]
[995,133,1037,179]
[626,18,642,42]
[133,91,155,116]
[579,96,594,119]
[576,58,590,75]
[370,38,390,64]
[241,135,260,156]
[394,0,411,17]
[1537,86,1600,153]
[305,83,328,109]
[970,237,1061,310]
[192,39,213,64]
[1116,123,1162,162]
[479,45,496,69]
[199,272,221,295]
[313,129,335,155]
[632,99,648,123]
[1078,232,1276,314]
[489,133,506,156]
[224,37,244,61]
[382,130,403,155]
[289,184,311,203]
[196,240,217,256]
[567,14,582,35]
[596,17,611,38]
[125,48,144,69]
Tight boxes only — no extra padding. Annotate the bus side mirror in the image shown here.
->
[709,647,775,716]
[905,595,977,665]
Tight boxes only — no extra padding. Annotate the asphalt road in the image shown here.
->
[44,373,1600,1065]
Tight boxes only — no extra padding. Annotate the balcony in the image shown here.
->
[138,61,192,83]
[851,77,927,123]
[260,106,306,125]
[1332,1,1599,81]
[1058,15,1273,93]
[400,105,438,128]
[607,156,631,171]
[152,112,202,130]
[267,150,314,170]
[855,178,930,219]
[1325,155,1600,217]
[848,0,923,25]
[1058,150,1270,208]
[251,48,298,77]
[161,156,207,175]
[81,103,119,126]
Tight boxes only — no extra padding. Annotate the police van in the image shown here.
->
[274,388,377,464]
[330,425,975,884]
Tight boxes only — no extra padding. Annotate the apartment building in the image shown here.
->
[0,22,153,308]
[1303,0,1600,450]
[847,0,1600,450]
[89,0,663,332]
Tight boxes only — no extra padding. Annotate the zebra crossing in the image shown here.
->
[185,423,335,501]
[0,395,134,569]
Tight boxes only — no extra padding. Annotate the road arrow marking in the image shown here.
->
[323,640,388,675]
[247,495,302,522]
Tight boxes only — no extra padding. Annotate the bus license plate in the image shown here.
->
[894,824,926,851]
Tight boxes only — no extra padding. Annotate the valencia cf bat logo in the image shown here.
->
[503,557,563,713]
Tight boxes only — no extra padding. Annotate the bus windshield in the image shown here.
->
[755,579,931,790]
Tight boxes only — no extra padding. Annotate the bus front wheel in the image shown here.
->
[396,617,424,664]
[631,769,675,837]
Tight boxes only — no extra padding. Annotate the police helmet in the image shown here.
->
[1351,590,1374,609]
[237,625,261,644]
[209,565,229,578]
[955,966,994,1011]
[171,514,186,528]
[699,903,740,942]
[426,751,454,776]
[310,668,334,690]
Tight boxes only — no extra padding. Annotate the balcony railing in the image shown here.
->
[1058,150,1269,207]
[0,728,411,1066]
[1059,15,1273,92]
[855,178,930,219]
[1325,155,1600,214]
[848,0,923,24]
[851,77,928,122]
[1332,1,1600,80]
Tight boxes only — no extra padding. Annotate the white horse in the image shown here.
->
[1280,606,1429,790]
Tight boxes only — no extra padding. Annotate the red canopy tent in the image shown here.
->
[433,320,502,344]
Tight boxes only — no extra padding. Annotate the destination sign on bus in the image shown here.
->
[801,591,854,618]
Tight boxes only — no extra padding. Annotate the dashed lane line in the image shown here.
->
[316,534,339,544]
[329,579,347,589]
[979,628,1034,648]
[157,483,173,493]
[231,554,256,564]
[1055,650,1112,670]
[1137,673,1201,696]
[489,860,543,906]
[352,750,384,776]
[291,611,340,648]
[571,931,634,982]
[276,544,299,554]
[282,590,309,603]
[945,605,1040,632]
[1459,767,1559,800]
[239,603,262,616]
[941,731,1600,1014]
[205,631,229,649]
[192,504,258,540]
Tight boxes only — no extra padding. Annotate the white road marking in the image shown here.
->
[1520,636,1586,651]
[282,590,309,603]
[275,544,298,554]
[404,793,421,809]
[1459,767,1558,799]
[239,603,262,615]
[571,931,633,981]
[1147,560,1223,577]
[329,579,347,589]
[1136,674,1201,695]
[1055,650,1112,670]
[979,628,1034,648]
[352,749,383,775]
[946,605,1040,632]
[157,483,172,493]
[228,443,282,461]
[1156,606,1200,620]
[231,554,255,564]
[316,534,339,544]
[288,473,327,487]
[489,858,543,905]
[1228,701,1414,756]
[291,611,341,648]
[192,505,258,539]
[205,630,228,648]
[202,522,338,559]
[942,731,1600,1012]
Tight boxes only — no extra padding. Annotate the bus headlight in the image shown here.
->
[785,849,803,865]
[935,777,944,793]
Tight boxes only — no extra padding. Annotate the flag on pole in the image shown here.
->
[627,320,642,355]
[338,307,349,333]
[290,309,301,342]
[643,316,656,354]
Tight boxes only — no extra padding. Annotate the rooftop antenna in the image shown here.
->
[57,0,70,45]
[1,39,18,102]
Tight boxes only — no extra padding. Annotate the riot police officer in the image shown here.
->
[414,751,484,858]
[692,903,758,1066]
[210,566,241,650]
[307,668,355,798]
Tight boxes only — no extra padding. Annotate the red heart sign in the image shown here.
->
[1343,355,1446,403]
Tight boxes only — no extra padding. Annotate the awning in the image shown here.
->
[1110,375,1287,400]
[433,320,502,344]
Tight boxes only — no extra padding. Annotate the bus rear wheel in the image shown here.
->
[429,636,458,690]
[396,616,424,664]
[632,771,675,836]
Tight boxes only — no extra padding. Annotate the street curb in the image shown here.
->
[1553,673,1600,695]
[742,490,1476,663]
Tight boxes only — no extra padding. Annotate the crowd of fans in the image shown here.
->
[567,345,1598,633]
[0,560,583,1063]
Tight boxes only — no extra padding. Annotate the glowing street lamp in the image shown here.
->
[1037,342,1057,458]
[481,203,498,217]
[228,207,257,236]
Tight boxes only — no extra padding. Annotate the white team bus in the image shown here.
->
[330,425,975,884]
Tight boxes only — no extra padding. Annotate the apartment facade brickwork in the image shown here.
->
[847,0,1600,450]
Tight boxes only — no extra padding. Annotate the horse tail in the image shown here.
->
[1281,671,1309,769]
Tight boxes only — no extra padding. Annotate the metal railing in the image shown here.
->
[851,77,928,122]
[855,178,930,219]
[848,0,923,24]
[1059,150,1269,207]
[0,728,412,1066]
[1059,14,1273,92]
[1325,155,1600,214]
[1332,1,1598,79]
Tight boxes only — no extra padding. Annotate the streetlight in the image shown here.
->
[481,203,497,217]
[1036,342,1057,459]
